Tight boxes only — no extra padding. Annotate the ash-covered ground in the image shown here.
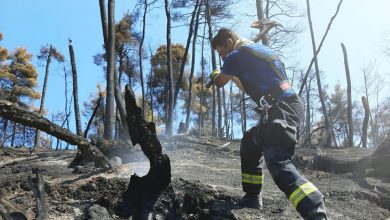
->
[0,136,389,219]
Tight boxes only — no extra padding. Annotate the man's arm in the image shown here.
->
[213,73,245,91]
[213,73,233,88]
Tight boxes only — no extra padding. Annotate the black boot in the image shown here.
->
[236,193,263,209]
[305,201,327,220]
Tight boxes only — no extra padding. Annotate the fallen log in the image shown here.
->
[0,197,27,220]
[0,155,39,168]
[0,99,110,168]
[117,85,171,219]
[305,138,390,178]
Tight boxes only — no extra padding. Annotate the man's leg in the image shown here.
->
[264,146,327,219]
[237,126,264,208]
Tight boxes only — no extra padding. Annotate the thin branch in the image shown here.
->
[298,0,344,95]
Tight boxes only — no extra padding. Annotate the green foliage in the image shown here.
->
[151,44,186,83]
[147,44,187,121]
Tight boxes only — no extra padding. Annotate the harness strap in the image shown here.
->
[238,45,286,81]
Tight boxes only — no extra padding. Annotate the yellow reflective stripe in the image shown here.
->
[289,182,318,208]
[242,173,263,185]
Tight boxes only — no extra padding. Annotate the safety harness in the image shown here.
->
[237,45,292,122]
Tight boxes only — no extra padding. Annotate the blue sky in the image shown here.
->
[1,0,389,135]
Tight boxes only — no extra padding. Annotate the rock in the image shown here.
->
[109,156,122,167]
[88,204,111,220]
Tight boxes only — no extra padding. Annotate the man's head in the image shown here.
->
[212,28,238,60]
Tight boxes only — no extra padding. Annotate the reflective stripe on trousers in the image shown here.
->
[264,146,324,217]
[289,182,319,208]
[242,173,263,185]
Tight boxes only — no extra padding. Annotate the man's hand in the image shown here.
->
[205,69,221,88]
[211,69,221,82]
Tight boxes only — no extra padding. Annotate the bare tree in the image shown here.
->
[362,61,378,147]
[103,0,116,140]
[138,0,157,115]
[205,0,223,137]
[68,40,82,136]
[198,23,207,137]
[173,0,201,108]
[164,0,174,136]
[185,3,201,132]
[306,0,332,146]
[341,43,353,146]
[298,0,343,95]
[361,96,369,148]
[256,0,270,46]
[34,45,64,148]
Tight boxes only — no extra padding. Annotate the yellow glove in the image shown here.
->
[211,69,221,81]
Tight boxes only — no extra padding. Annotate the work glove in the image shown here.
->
[210,69,221,82]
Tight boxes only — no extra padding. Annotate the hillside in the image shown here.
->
[0,136,389,219]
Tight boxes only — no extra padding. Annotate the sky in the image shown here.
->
[1,0,389,135]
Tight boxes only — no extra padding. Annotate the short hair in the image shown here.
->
[211,28,239,50]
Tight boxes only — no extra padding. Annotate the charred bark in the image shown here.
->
[256,0,270,46]
[28,168,47,220]
[118,85,171,219]
[306,137,390,178]
[84,92,102,138]
[174,0,200,108]
[185,5,201,132]
[104,0,116,140]
[164,0,174,136]
[341,43,354,147]
[306,0,332,146]
[362,96,369,148]
[205,0,222,137]
[0,197,27,220]
[0,99,110,168]
[34,45,53,148]
[68,40,82,136]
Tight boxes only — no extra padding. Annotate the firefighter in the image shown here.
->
[210,28,327,220]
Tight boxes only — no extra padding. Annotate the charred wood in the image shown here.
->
[117,85,171,219]
[305,138,390,178]
[0,99,110,168]
[28,168,47,220]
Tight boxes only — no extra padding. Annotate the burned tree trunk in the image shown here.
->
[119,85,171,218]
[174,0,200,108]
[306,136,390,178]
[84,92,102,138]
[0,197,27,220]
[164,0,174,136]
[341,43,354,147]
[0,99,110,168]
[28,168,47,220]
[306,0,332,146]
[68,40,83,136]
[185,5,201,132]
[362,96,370,148]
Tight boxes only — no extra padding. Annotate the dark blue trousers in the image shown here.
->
[240,94,324,218]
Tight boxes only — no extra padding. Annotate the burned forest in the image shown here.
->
[1,0,390,219]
